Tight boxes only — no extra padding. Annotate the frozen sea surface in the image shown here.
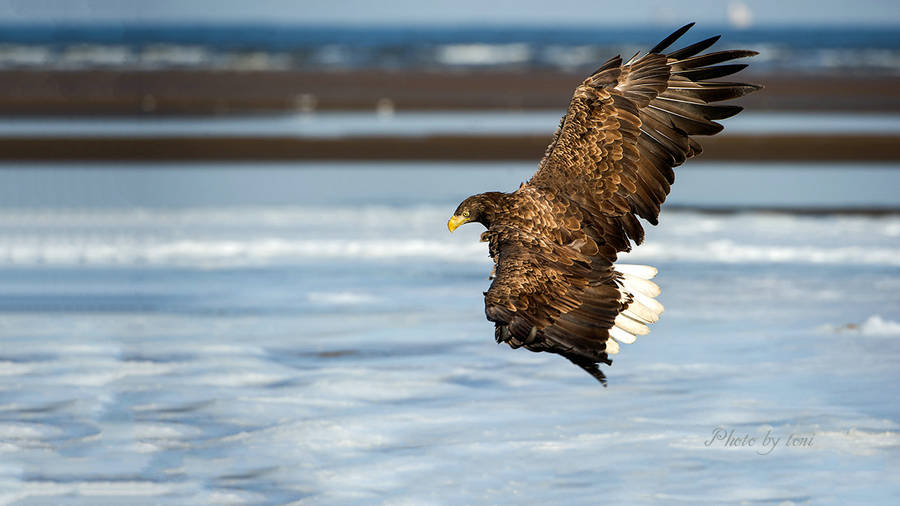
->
[1,163,899,504]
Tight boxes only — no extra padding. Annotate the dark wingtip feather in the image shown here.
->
[581,362,609,387]
[590,55,622,76]
[671,49,760,71]
[649,22,695,54]
[667,35,721,60]
[710,104,743,120]
[674,63,749,81]
[563,353,610,386]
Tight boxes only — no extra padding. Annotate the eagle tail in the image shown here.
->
[607,263,665,354]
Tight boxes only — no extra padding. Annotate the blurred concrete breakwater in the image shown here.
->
[0,69,898,114]
[0,134,897,161]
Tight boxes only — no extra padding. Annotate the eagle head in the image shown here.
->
[448,192,504,232]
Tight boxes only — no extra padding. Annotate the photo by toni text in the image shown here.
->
[705,427,816,455]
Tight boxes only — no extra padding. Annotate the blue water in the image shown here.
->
[0,24,897,72]
[0,162,899,504]
[2,24,897,51]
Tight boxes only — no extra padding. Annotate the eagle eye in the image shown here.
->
[463,210,470,217]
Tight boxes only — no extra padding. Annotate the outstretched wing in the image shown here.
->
[529,22,759,249]
[484,25,757,383]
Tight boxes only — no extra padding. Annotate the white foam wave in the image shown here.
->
[0,208,896,267]
[861,315,900,336]
[435,43,531,66]
[814,429,900,456]
[820,315,900,336]
[0,237,488,267]
[621,240,900,266]
[308,291,379,305]
[0,481,187,503]
[0,235,898,268]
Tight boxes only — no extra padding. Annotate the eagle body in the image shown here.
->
[448,24,759,385]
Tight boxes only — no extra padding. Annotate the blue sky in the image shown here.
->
[0,0,898,26]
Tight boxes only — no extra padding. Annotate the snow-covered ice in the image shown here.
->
[0,163,898,504]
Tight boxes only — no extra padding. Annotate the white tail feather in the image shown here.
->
[621,273,661,297]
[605,337,621,354]
[614,263,658,279]
[609,325,637,344]
[614,313,650,336]
[624,298,660,324]
[623,308,652,324]
[633,291,665,316]
[606,264,664,353]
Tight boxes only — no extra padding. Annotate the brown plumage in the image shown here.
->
[448,24,760,385]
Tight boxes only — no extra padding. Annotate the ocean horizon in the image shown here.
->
[0,23,897,72]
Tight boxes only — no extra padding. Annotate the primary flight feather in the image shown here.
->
[447,24,760,385]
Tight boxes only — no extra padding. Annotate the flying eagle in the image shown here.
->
[447,24,759,385]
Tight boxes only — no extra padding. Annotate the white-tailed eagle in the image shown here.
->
[448,24,759,384]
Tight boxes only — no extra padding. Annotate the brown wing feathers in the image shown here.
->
[630,25,758,228]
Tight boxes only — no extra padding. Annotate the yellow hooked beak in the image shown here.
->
[447,215,468,232]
